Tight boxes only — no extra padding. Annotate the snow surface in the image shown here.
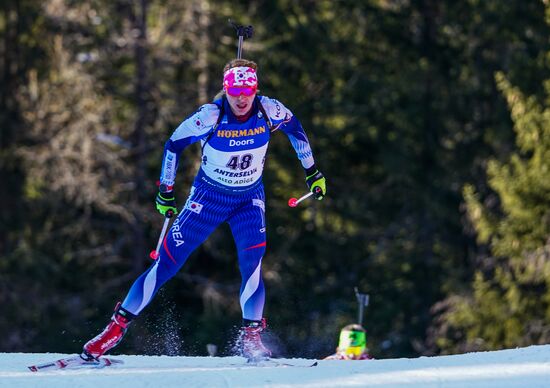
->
[2,345,550,387]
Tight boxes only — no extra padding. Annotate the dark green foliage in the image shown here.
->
[429,57,550,353]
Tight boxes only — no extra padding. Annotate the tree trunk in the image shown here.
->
[0,2,22,256]
[195,0,211,105]
[131,0,149,268]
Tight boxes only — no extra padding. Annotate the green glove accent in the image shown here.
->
[155,191,178,216]
[305,169,326,200]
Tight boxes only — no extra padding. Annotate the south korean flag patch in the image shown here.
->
[185,200,203,214]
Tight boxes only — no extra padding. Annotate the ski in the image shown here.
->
[243,358,318,368]
[28,354,124,372]
[27,355,315,372]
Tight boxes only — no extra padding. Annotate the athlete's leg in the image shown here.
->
[122,185,233,315]
[228,187,267,321]
[83,185,235,359]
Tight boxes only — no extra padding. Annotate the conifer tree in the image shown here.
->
[430,3,550,353]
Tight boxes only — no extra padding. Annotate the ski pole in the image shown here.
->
[354,287,370,326]
[149,210,174,260]
[288,187,323,208]
[288,192,313,208]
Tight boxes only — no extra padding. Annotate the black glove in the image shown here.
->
[155,184,178,216]
[305,166,326,200]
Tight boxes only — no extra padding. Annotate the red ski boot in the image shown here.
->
[81,302,135,360]
[240,318,272,360]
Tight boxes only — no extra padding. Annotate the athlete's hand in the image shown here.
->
[155,185,178,216]
[305,168,326,200]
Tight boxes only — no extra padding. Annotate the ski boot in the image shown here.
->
[81,302,135,361]
[239,318,272,360]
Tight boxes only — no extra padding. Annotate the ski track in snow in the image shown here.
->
[2,345,550,387]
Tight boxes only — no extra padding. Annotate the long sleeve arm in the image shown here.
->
[278,115,315,170]
[159,103,220,188]
[259,96,315,170]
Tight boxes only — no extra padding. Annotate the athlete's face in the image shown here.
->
[226,91,256,116]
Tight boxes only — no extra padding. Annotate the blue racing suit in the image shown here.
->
[122,95,316,321]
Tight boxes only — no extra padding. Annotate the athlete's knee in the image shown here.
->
[252,245,266,258]
[242,241,266,256]
[155,251,180,281]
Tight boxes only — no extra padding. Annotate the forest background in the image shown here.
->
[1,0,549,359]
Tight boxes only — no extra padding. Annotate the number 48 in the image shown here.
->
[226,154,253,170]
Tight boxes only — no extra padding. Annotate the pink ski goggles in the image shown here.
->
[226,86,257,97]
[223,66,258,97]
